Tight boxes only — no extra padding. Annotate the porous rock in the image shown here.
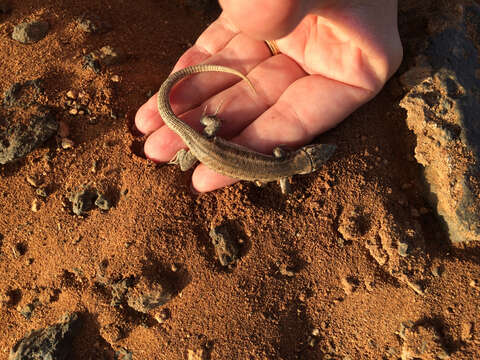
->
[12,21,49,44]
[399,1,480,242]
[0,105,57,164]
[9,312,80,360]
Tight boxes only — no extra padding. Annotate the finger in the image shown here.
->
[135,13,240,135]
[172,13,240,71]
[167,33,271,117]
[191,71,373,193]
[219,0,315,40]
[136,32,271,138]
[144,55,305,162]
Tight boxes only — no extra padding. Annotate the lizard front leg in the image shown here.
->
[200,101,225,137]
[169,149,198,171]
[200,115,222,137]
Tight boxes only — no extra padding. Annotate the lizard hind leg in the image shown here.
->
[279,178,291,194]
[169,149,198,171]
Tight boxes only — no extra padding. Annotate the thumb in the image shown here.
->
[218,0,315,40]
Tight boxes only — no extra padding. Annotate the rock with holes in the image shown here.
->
[68,186,111,216]
[209,224,239,267]
[9,312,80,360]
[397,322,450,360]
[399,1,480,242]
[12,21,49,44]
[337,206,370,241]
[0,105,57,164]
[126,277,173,313]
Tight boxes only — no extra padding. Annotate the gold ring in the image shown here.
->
[265,40,280,56]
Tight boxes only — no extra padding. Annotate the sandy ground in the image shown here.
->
[0,1,479,359]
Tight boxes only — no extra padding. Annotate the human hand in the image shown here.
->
[135,0,403,192]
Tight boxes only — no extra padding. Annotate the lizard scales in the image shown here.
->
[157,64,335,192]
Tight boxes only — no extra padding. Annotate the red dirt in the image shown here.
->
[0,1,479,359]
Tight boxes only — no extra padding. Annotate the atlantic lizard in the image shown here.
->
[157,64,336,194]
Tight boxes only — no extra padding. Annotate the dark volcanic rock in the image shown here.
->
[209,224,239,267]
[0,105,57,164]
[68,187,111,215]
[110,277,134,307]
[12,21,49,44]
[9,312,80,360]
[75,14,110,34]
[69,188,97,216]
[126,277,172,313]
[399,1,480,242]
[3,79,44,108]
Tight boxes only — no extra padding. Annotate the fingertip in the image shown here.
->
[143,128,181,163]
[143,132,162,162]
[135,93,163,135]
[172,45,211,73]
[134,103,149,134]
[192,165,237,193]
[219,0,306,40]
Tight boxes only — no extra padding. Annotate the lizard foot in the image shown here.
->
[169,149,198,171]
[279,178,291,194]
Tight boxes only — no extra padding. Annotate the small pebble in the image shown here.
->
[461,322,473,341]
[431,264,444,277]
[341,276,358,295]
[26,175,39,187]
[187,349,204,360]
[90,160,98,173]
[31,199,40,212]
[407,280,424,295]
[469,279,479,288]
[278,263,295,277]
[111,74,121,82]
[397,242,409,257]
[68,108,78,115]
[100,45,124,65]
[170,264,178,272]
[35,187,47,197]
[95,194,111,211]
[61,138,74,149]
[66,90,77,99]
[154,308,170,324]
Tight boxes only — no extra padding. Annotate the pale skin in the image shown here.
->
[135,0,403,192]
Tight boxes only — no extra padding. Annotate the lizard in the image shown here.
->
[157,64,336,194]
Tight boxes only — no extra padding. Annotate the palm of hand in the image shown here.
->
[135,8,401,192]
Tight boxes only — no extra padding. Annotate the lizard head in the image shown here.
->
[297,143,336,174]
